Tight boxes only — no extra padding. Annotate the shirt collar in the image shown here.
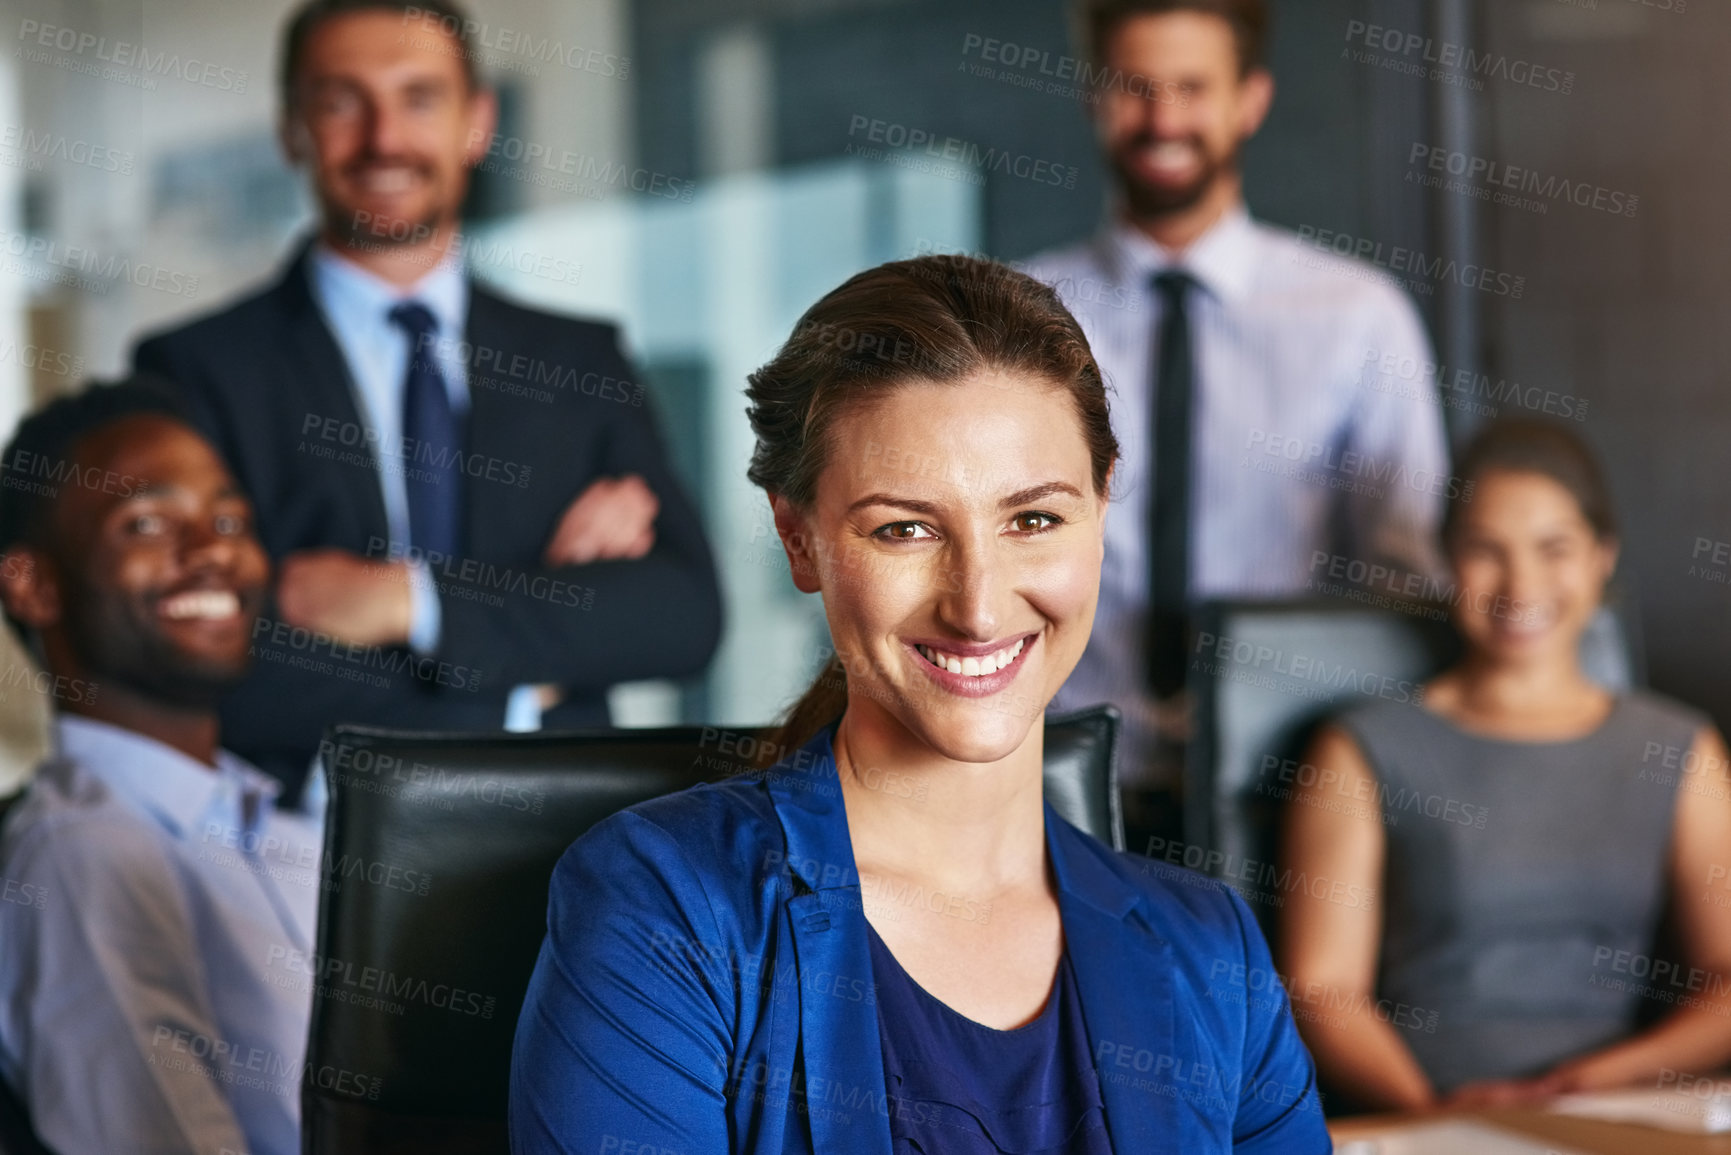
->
[307,241,469,337]
[1101,202,1258,305]
[53,715,278,842]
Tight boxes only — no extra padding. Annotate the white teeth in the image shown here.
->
[917,638,1028,678]
[359,168,416,193]
[160,590,240,621]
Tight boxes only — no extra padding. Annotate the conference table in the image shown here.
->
[1330,1108,1731,1154]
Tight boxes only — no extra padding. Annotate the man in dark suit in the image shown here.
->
[135,0,721,801]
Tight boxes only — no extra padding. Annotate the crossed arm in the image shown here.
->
[277,473,662,647]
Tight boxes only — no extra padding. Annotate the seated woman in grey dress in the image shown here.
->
[1278,418,1731,1112]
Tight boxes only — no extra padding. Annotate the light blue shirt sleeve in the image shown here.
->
[0,817,255,1155]
[406,556,443,656]
[0,721,321,1155]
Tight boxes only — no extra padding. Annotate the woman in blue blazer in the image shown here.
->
[510,256,1331,1153]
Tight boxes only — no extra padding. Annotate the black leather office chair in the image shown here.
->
[1185,598,1641,935]
[301,706,1121,1154]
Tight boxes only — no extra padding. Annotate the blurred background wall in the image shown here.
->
[0,0,1718,777]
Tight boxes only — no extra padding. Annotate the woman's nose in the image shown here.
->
[937,538,1009,641]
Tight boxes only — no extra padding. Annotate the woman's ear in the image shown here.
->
[770,495,822,594]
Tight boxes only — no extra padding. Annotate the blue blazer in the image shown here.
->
[510,727,1331,1153]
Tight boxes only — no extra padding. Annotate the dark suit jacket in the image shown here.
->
[134,244,722,799]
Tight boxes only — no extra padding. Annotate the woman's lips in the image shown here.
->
[906,634,1036,698]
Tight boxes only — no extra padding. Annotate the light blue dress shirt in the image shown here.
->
[0,716,325,1155]
[1023,207,1451,786]
[306,245,470,658]
[307,247,543,731]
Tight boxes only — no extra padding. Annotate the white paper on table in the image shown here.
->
[1330,1119,1593,1155]
[1547,1086,1731,1133]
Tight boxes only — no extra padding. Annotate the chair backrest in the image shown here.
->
[1184,598,1640,935]
[301,706,1120,1154]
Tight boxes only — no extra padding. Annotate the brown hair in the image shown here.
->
[1442,418,1617,550]
[281,0,482,110]
[1083,0,1270,76]
[745,255,1118,757]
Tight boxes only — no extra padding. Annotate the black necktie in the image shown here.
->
[387,301,464,559]
[1148,270,1197,698]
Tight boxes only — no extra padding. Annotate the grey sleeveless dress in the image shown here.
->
[1335,690,1707,1093]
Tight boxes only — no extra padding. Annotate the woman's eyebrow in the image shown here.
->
[845,493,941,517]
[846,481,1084,517]
[998,481,1085,509]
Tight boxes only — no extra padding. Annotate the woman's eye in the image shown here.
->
[214,513,247,536]
[129,513,166,536]
[876,522,934,541]
[1011,512,1059,533]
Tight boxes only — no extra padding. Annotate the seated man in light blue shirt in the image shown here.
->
[0,379,324,1155]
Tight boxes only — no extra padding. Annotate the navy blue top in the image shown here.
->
[869,925,1113,1154]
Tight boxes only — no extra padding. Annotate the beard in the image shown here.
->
[61,579,261,711]
[323,157,451,249]
[1109,132,1240,220]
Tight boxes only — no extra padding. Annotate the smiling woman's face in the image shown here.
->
[774,371,1109,764]
[1446,467,1617,666]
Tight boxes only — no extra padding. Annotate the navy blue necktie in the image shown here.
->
[1148,270,1197,698]
[387,301,463,559]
